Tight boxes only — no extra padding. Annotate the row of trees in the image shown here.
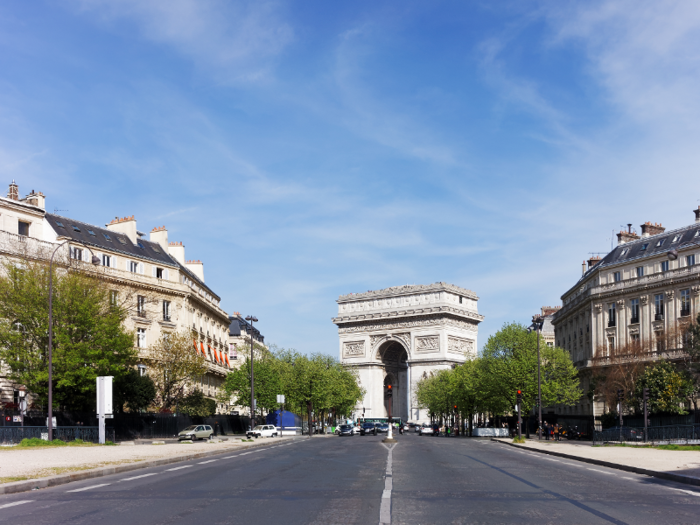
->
[220,347,364,430]
[416,323,581,433]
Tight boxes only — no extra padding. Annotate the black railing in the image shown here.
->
[593,424,700,445]
[608,320,616,327]
[630,317,639,324]
[655,313,664,321]
[681,308,691,317]
[0,426,114,444]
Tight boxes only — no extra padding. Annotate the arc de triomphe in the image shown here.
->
[333,282,483,424]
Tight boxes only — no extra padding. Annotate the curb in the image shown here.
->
[492,438,700,488]
[0,437,304,496]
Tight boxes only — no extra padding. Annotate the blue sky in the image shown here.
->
[2,1,700,355]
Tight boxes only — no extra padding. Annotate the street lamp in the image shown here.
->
[531,315,544,441]
[48,240,100,440]
[245,315,258,430]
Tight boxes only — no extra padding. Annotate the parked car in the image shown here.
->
[246,424,278,439]
[178,425,214,441]
[419,424,433,436]
[414,424,421,433]
[338,424,355,436]
[360,422,377,436]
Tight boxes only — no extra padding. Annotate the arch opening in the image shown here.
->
[377,340,408,421]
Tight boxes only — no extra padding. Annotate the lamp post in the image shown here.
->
[245,315,258,430]
[48,240,100,441]
[532,315,544,440]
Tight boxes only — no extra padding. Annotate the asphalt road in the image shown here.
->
[0,433,699,524]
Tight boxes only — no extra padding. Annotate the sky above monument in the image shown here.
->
[1,1,699,355]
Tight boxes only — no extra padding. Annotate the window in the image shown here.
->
[102,254,111,267]
[636,266,644,278]
[118,237,127,245]
[110,291,118,307]
[137,328,146,348]
[607,337,615,354]
[630,298,639,324]
[656,332,665,352]
[641,243,649,251]
[687,254,695,267]
[163,301,171,322]
[156,268,163,279]
[17,221,29,236]
[681,289,691,317]
[654,294,664,320]
[620,248,628,256]
[656,239,666,247]
[72,225,81,232]
[130,261,139,273]
[696,230,700,238]
[152,246,160,253]
[229,344,237,360]
[613,271,621,282]
[459,295,463,304]
[661,260,669,272]
[608,303,616,327]
[70,247,83,261]
[55,221,64,228]
[672,235,681,243]
[630,333,640,344]
[103,233,112,242]
[137,241,144,249]
[137,295,146,317]
[87,229,96,236]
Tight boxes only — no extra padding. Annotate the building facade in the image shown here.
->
[0,181,234,412]
[334,283,483,424]
[552,210,700,417]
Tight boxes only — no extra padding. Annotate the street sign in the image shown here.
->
[276,394,285,403]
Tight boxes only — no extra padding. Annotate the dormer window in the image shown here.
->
[137,242,144,249]
[656,239,665,247]
[695,230,700,238]
[72,225,81,232]
[87,229,96,236]
[672,234,681,243]
[103,233,112,242]
[118,237,127,245]
[640,243,649,251]
[55,221,64,228]
[152,246,160,253]
[620,248,628,256]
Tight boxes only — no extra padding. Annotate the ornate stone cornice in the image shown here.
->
[332,306,483,325]
[338,282,478,302]
[337,314,479,334]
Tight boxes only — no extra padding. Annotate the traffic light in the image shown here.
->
[386,384,392,398]
[516,390,522,403]
[617,389,624,401]
[453,405,458,412]
[642,387,649,401]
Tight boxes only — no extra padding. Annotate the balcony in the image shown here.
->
[655,313,664,321]
[681,308,691,317]
[607,320,616,327]
[630,317,639,324]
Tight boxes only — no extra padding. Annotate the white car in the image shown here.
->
[246,424,278,438]
[419,425,434,436]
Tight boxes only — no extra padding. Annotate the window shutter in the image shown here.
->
[112,256,117,269]
[164,269,169,280]
[139,262,144,274]
[152,266,157,278]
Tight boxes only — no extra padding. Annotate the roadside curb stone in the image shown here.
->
[492,438,700,488]
[0,437,303,496]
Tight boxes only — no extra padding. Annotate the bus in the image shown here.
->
[357,416,404,427]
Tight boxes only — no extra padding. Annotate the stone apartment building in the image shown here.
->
[0,181,234,412]
[552,209,700,417]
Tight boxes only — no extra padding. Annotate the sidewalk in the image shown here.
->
[493,438,700,487]
[0,436,299,493]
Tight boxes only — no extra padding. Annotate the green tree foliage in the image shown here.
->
[178,389,216,417]
[143,331,208,411]
[221,346,364,431]
[0,260,137,411]
[113,369,156,413]
[634,360,694,415]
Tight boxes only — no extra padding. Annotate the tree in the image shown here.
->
[634,360,694,415]
[0,259,137,411]
[113,369,156,413]
[142,331,208,411]
[179,389,216,417]
[450,359,486,436]
[416,369,453,423]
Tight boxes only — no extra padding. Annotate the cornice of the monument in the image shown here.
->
[337,282,478,303]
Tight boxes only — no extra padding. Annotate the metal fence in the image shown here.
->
[593,424,700,445]
[0,426,114,444]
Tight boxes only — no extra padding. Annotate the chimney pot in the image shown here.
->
[640,222,665,238]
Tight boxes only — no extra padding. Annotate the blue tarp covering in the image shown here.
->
[266,410,302,428]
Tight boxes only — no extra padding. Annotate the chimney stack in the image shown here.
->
[106,216,138,244]
[185,260,204,282]
[617,224,639,245]
[7,180,18,201]
[694,206,700,223]
[640,221,665,238]
[149,226,168,250]
[168,241,185,264]
[23,189,45,209]
[582,260,586,275]
[587,255,601,270]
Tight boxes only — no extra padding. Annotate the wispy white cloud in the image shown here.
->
[70,0,294,84]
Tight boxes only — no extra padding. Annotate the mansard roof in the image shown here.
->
[228,314,264,342]
[46,213,178,268]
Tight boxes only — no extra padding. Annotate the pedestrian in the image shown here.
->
[554,424,559,442]
[544,422,549,440]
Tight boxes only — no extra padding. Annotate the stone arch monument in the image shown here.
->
[333,282,483,424]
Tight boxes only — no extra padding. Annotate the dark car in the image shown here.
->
[338,424,355,436]
[360,422,377,436]
[376,423,390,434]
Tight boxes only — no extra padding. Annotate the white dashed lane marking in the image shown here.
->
[198,460,216,464]
[165,465,193,472]
[587,468,614,475]
[0,500,33,510]
[120,473,157,482]
[67,483,111,493]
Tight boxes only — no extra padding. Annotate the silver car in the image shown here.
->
[178,425,214,441]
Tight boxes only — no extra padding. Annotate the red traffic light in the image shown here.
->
[387,385,392,390]
[517,390,522,395]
